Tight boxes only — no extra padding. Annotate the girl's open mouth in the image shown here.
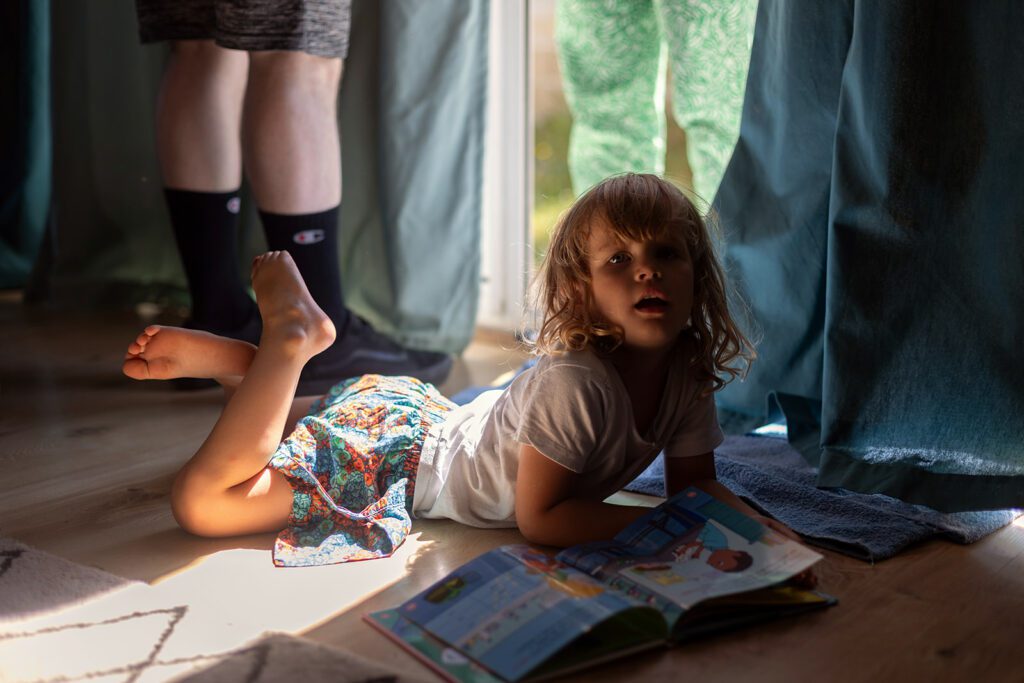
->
[635,296,669,312]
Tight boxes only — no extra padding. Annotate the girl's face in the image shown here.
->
[586,220,694,353]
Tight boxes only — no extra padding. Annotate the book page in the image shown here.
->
[365,609,504,683]
[558,488,822,611]
[396,545,662,682]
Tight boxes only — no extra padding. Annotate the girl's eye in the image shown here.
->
[609,252,630,265]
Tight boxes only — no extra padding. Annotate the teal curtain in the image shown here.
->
[30,0,487,353]
[0,0,50,289]
[714,0,1024,511]
[338,0,488,352]
[39,1,181,307]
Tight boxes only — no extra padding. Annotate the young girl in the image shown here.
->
[123,173,798,568]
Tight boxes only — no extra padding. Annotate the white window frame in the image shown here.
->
[477,0,533,332]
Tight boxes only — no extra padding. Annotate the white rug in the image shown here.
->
[0,537,135,619]
[0,538,425,683]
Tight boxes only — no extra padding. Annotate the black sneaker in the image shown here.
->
[296,315,453,396]
[190,305,262,345]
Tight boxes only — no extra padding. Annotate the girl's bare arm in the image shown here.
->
[665,452,805,543]
[664,452,760,513]
[514,443,650,547]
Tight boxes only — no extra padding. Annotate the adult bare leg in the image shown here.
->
[158,40,248,191]
[243,50,342,213]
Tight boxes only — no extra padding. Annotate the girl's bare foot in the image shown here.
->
[123,326,256,381]
[250,251,336,360]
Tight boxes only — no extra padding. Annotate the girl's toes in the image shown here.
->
[122,358,149,380]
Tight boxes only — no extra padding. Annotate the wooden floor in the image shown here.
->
[2,296,1022,682]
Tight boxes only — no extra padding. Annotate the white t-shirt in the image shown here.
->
[412,348,724,527]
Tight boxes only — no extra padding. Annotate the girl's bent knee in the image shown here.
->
[170,470,218,537]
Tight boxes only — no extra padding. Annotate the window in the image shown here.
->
[479,0,694,332]
[477,1,530,331]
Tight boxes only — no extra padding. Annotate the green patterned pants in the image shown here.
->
[555,0,756,204]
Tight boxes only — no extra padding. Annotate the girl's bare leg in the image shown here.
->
[123,326,319,433]
[170,251,336,537]
[124,326,256,387]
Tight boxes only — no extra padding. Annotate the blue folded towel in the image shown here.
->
[625,435,1020,562]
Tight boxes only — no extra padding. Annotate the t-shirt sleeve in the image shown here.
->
[664,386,725,458]
[513,363,606,473]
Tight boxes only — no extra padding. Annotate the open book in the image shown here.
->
[365,487,835,683]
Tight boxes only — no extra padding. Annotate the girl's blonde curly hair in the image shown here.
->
[529,173,755,392]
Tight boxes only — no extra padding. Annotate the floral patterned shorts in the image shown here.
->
[268,374,454,567]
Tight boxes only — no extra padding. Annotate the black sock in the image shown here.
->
[259,205,350,330]
[164,188,256,330]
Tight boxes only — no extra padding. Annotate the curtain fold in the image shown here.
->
[0,0,51,289]
[714,0,1024,511]
[39,0,181,308]
[32,0,486,354]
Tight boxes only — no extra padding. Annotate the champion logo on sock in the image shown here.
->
[226,197,241,214]
[293,229,325,245]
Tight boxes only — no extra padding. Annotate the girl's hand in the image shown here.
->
[753,514,818,589]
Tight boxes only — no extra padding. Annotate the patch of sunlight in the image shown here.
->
[5,533,433,683]
[0,582,175,682]
[490,369,518,387]
[606,490,662,508]
[532,191,574,264]
[134,301,162,321]
[151,552,211,586]
[750,421,788,438]
[152,537,436,638]
[1014,516,1024,529]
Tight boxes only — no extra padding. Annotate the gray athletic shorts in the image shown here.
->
[135,0,352,59]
